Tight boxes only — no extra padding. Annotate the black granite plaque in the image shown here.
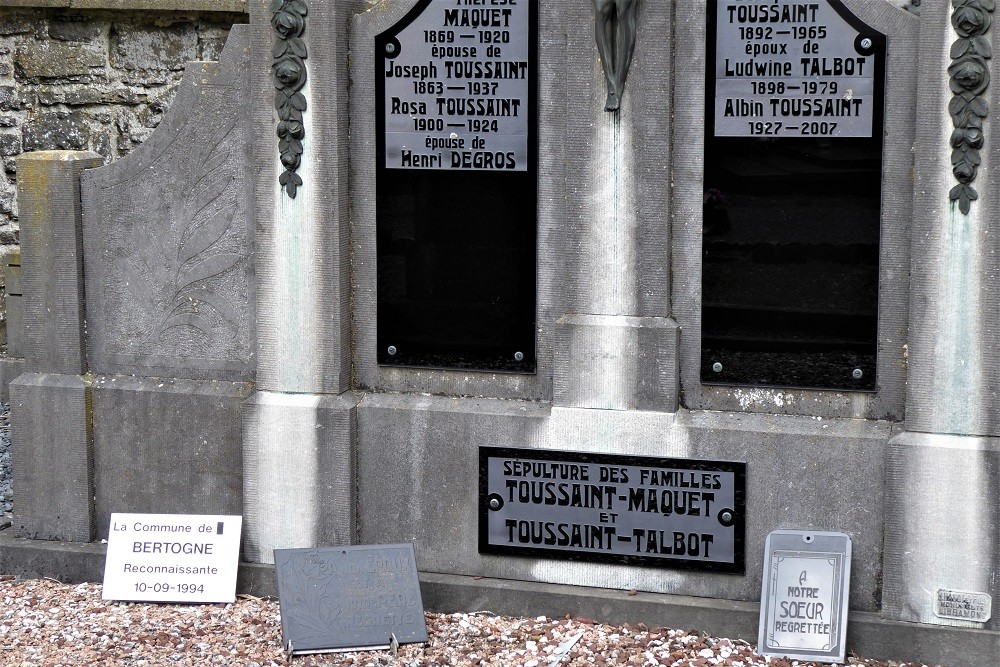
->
[479,447,746,573]
[274,544,428,656]
[702,0,886,390]
[375,0,538,373]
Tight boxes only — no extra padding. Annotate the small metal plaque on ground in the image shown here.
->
[758,530,851,664]
[479,446,746,572]
[934,589,992,623]
[274,544,428,656]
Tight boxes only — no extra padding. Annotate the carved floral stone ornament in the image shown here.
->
[272,0,308,198]
[949,0,994,214]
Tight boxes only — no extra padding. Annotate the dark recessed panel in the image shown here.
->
[376,0,538,373]
[703,0,885,391]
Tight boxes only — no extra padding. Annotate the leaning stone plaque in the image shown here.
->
[274,544,428,656]
[376,0,538,372]
[702,0,886,390]
[479,447,746,573]
[758,530,852,664]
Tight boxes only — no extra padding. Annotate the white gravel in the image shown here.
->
[0,576,946,667]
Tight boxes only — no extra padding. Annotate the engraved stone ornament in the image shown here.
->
[272,0,308,198]
[949,0,994,214]
[594,0,638,111]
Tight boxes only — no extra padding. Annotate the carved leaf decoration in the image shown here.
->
[974,35,993,57]
[183,286,240,341]
[290,92,307,111]
[287,0,307,16]
[953,38,971,59]
[177,252,243,290]
[160,308,214,340]
[971,96,989,116]
[178,204,236,265]
[288,37,307,58]
[273,41,289,59]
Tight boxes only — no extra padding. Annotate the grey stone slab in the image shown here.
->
[671,0,917,421]
[250,0,363,394]
[357,394,891,612]
[905,2,1000,437]
[553,314,679,412]
[242,390,359,564]
[91,374,251,540]
[0,357,24,402]
[14,41,105,78]
[81,27,254,382]
[9,373,94,542]
[16,151,102,376]
[883,431,1000,631]
[110,22,198,71]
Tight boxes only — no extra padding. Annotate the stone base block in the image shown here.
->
[10,373,93,541]
[553,314,679,412]
[357,394,891,612]
[242,391,360,564]
[92,375,252,540]
[883,431,1000,630]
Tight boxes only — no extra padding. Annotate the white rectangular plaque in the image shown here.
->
[714,0,883,138]
[102,513,243,603]
[758,530,851,664]
[380,0,531,171]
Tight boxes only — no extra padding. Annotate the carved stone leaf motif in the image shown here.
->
[949,0,994,214]
[272,0,307,198]
[149,116,243,351]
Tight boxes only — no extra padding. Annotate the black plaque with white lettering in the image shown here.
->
[479,446,746,573]
[274,545,428,655]
[702,0,885,390]
[376,0,537,372]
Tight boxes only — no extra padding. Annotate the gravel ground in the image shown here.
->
[0,577,948,667]
[0,402,10,518]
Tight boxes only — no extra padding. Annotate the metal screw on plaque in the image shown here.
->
[712,362,723,373]
[488,493,504,511]
[489,498,501,510]
[514,351,524,362]
[720,510,733,524]
[853,368,863,379]
[385,43,396,55]
[387,345,397,356]
[860,38,872,50]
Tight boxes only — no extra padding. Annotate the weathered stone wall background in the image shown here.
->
[0,6,247,249]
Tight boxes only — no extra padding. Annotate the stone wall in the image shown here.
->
[0,6,247,249]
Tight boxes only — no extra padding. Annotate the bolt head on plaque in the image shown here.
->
[385,42,396,55]
[514,351,524,362]
[853,368,863,379]
[713,362,723,373]
[388,345,397,356]
[860,37,872,49]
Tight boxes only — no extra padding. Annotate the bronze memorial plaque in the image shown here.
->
[274,545,428,656]
[479,447,746,573]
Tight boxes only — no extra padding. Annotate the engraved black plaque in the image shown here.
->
[274,545,428,656]
[376,0,538,372]
[479,446,746,573]
[703,0,885,390]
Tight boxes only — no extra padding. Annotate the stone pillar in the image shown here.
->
[883,1,1000,629]
[10,151,101,541]
[241,0,364,563]
[551,2,680,412]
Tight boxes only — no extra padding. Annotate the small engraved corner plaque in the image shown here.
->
[934,589,992,623]
[758,530,852,664]
[274,544,428,656]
